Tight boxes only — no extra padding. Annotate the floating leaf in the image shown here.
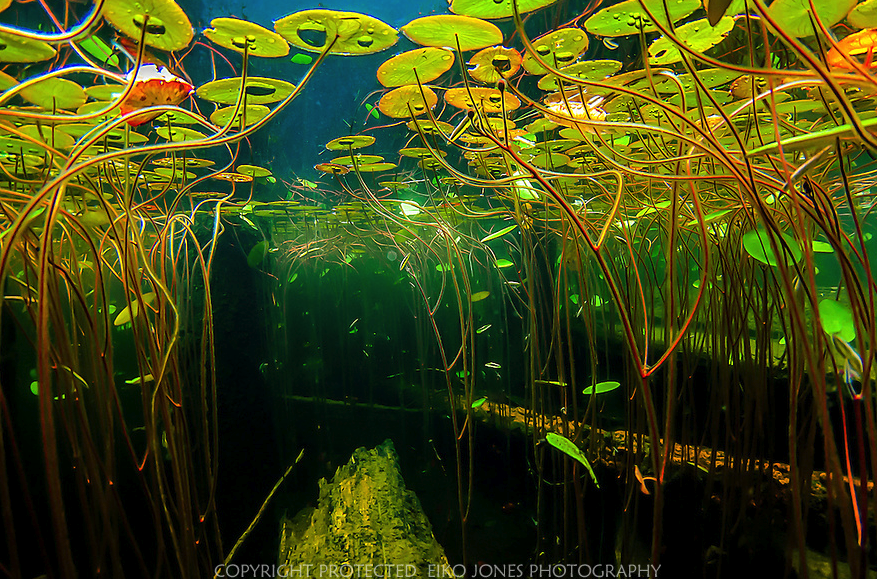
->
[471,290,490,302]
[481,224,517,242]
[764,0,856,38]
[545,433,599,488]
[365,103,380,119]
[569,294,579,305]
[436,263,452,272]
[472,396,488,408]
[583,380,621,395]
[648,17,735,65]
[812,240,834,253]
[495,258,514,268]
[819,300,856,342]
[742,229,802,267]
[30,381,39,395]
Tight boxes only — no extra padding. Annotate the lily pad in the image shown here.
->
[378,84,438,118]
[521,28,589,75]
[401,15,503,52]
[584,0,702,37]
[0,31,56,62]
[103,0,194,52]
[444,87,520,113]
[20,78,87,110]
[648,17,735,65]
[209,104,271,126]
[275,9,398,55]
[326,135,376,150]
[471,290,490,302]
[237,164,272,177]
[764,0,857,38]
[196,77,295,105]
[204,17,289,57]
[742,228,803,266]
[468,46,522,83]
[377,47,455,87]
[451,0,560,19]
[819,299,856,341]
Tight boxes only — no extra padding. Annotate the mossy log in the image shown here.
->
[277,439,455,578]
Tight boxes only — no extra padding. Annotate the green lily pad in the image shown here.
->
[764,0,856,38]
[742,229,802,266]
[819,299,856,341]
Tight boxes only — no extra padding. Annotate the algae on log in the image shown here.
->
[278,439,455,576]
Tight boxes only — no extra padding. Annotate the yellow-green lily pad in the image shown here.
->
[209,104,271,126]
[275,9,398,55]
[648,17,735,65]
[584,0,702,37]
[20,78,87,110]
[196,76,295,105]
[0,31,56,62]
[765,0,856,37]
[103,0,194,52]
[450,0,560,19]
[377,47,455,87]
[401,15,503,52]
[204,17,289,57]
[522,28,589,74]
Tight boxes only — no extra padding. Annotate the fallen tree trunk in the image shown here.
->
[277,439,456,578]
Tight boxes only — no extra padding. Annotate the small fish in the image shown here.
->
[399,253,411,271]
[477,324,491,334]
[830,334,865,393]
[485,362,501,369]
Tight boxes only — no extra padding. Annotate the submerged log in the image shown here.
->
[277,439,455,578]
